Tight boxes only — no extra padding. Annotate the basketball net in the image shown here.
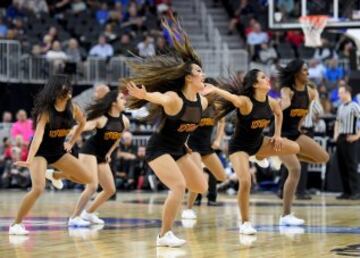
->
[299,15,329,47]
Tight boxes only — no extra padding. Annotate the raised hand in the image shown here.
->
[14,161,30,168]
[126,81,147,99]
[201,83,217,96]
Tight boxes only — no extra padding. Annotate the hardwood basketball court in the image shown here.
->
[0,191,359,257]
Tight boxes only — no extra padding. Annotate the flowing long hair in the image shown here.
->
[32,74,73,128]
[86,90,119,120]
[215,69,261,120]
[121,14,202,122]
[277,59,305,89]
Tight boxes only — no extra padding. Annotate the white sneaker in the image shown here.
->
[270,156,282,170]
[9,235,29,245]
[181,209,197,220]
[45,169,63,190]
[239,235,257,246]
[81,210,105,224]
[156,231,186,247]
[68,216,91,227]
[239,222,257,235]
[181,219,197,228]
[9,224,29,235]
[279,213,305,226]
[249,156,269,168]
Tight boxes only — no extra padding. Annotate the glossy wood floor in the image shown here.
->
[0,190,359,258]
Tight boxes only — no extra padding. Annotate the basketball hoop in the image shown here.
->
[299,15,329,47]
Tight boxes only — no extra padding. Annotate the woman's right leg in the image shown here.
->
[229,152,251,222]
[148,154,187,236]
[186,152,203,210]
[51,153,92,184]
[70,154,98,218]
[14,157,48,224]
[279,154,301,216]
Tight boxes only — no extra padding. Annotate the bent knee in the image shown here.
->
[170,182,186,194]
[239,179,251,190]
[197,182,208,194]
[319,151,329,163]
[86,184,98,193]
[31,185,45,196]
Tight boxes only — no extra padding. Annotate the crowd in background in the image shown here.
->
[0,0,359,196]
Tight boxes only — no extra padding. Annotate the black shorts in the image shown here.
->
[282,131,301,141]
[228,135,264,156]
[188,144,215,156]
[35,152,66,164]
[145,146,188,162]
[79,143,107,164]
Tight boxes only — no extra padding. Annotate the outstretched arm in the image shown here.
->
[126,81,180,115]
[202,83,246,109]
[15,113,47,167]
[269,97,283,151]
[64,104,86,152]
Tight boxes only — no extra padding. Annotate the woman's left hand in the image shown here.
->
[105,154,112,163]
[270,135,283,152]
[63,141,73,152]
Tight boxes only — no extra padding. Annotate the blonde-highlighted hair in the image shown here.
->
[120,14,202,122]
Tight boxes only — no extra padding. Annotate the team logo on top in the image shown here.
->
[290,108,308,117]
[49,129,71,138]
[177,123,198,132]
[251,119,271,129]
[104,132,122,140]
[199,118,215,127]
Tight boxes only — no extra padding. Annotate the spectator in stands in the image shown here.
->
[133,145,153,190]
[41,34,53,54]
[12,18,24,40]
[46,40,67,60]
[329,79,346,108]
[89,35,114,59]
[4,135,28,162]
[247,22,268,45]
[10,109,33,144]
[66,38,82,63]
[0,17,9,38]
[47,26,58,42]
[338,41,355,60]
[324,58,346,87]
[2,135,30,189]
[115,33,135,57]
[246,22,268,61]
[122,2,145,31]
[137,35,155,57]
[259,43,277,64]
[308,59,325,85]
[155,36,167,55]
[116,131,137,189]
[71,0,87,14]
[104,23,117,43]
[227,0,255,35]
[94,83,110,100]
[285,30,304,58]
[2,111,12,123]
[96,2,109,25]
[109,2,123,23]
[0,112,12,148]
[31,44,42,57]
[14,0,49,15]
[46,40,67,72]
[313,38,336,61]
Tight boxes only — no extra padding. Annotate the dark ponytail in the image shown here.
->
[86,90,119,120]
[278,59,305,89]
[215,69,260,119]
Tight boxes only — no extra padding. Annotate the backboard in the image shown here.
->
[269,0,360,30]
